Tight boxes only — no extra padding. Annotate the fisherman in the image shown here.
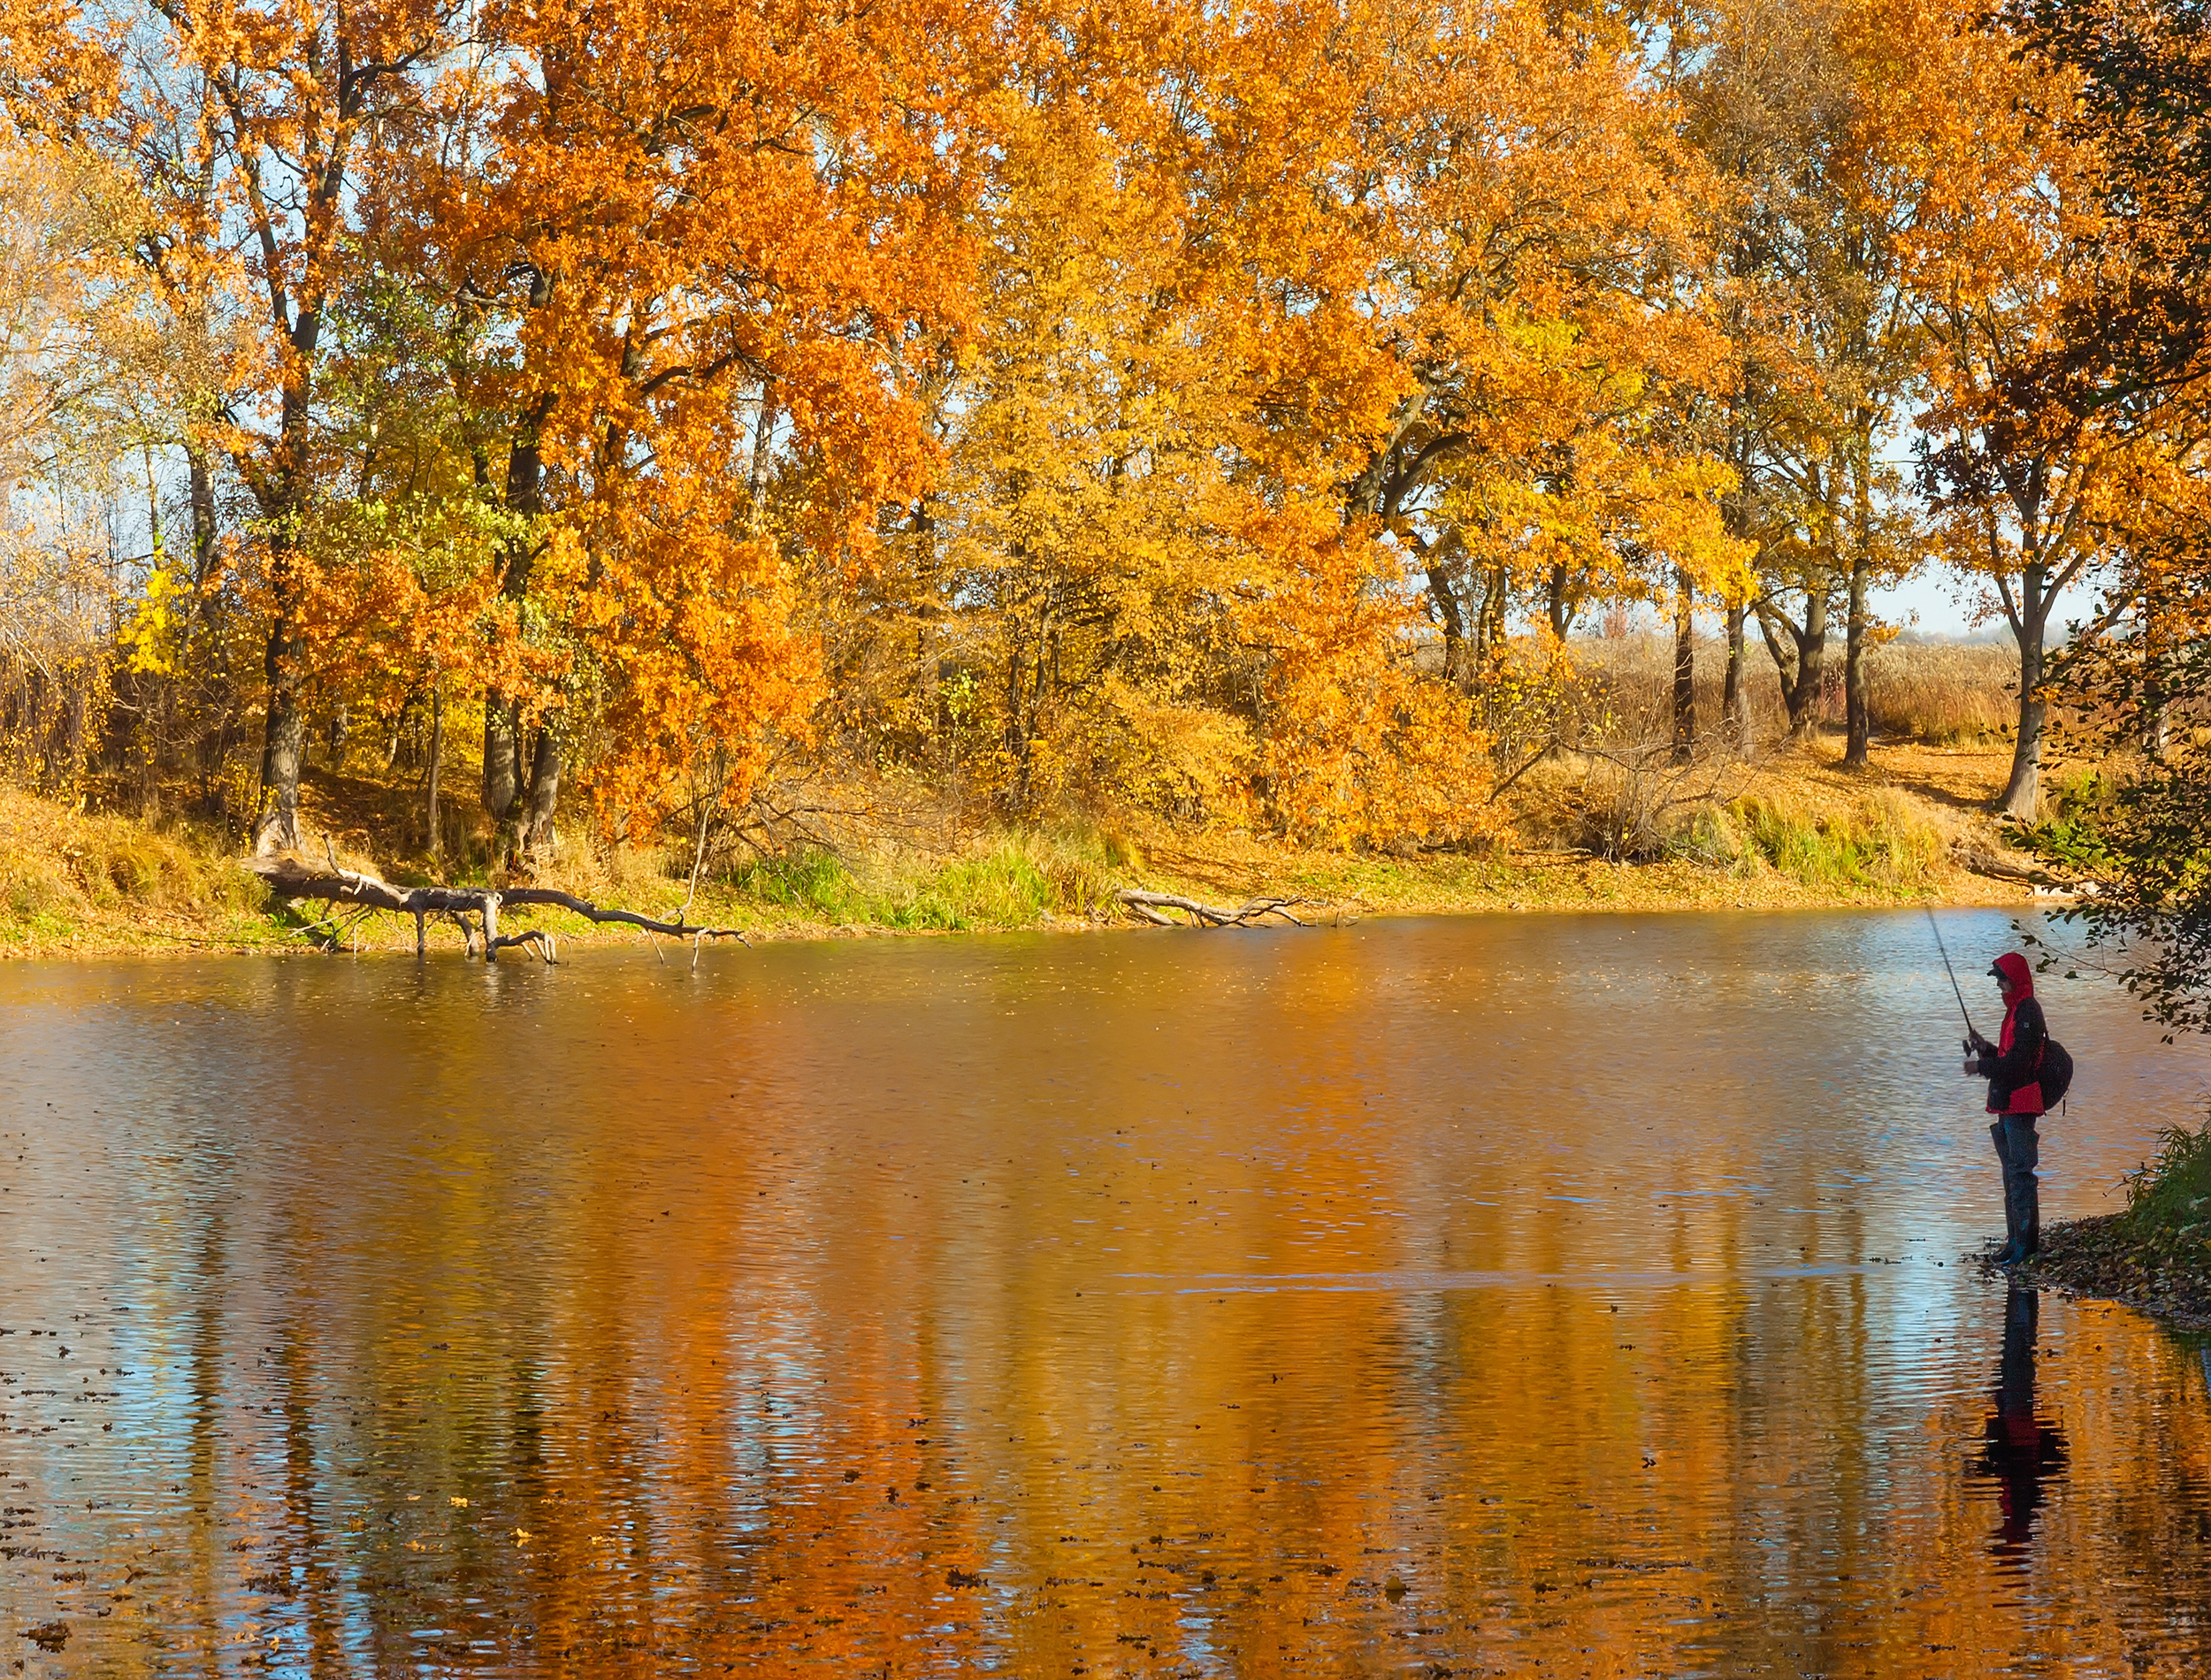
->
[1965,951,2050,1264]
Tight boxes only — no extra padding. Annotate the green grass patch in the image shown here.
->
[1728,791,1943,893]
[2123,1117,2211,1253]
[720,829,1128,932]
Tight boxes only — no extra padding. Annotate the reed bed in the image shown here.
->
[1565,633,2018,749]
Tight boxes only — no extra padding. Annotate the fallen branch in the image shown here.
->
[1113,889,1315,928]
[1950,840,2099,894]
[247,857,753,964]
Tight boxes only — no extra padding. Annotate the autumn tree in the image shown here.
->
[339,0,986,860]
[851,0,1507,844]
[0,0,465,851]
[1890,1,2131,817]
[884,71,1264,819]
[0,137,145,790]
[1671,0,1948,767]
[2001,0,2211,1027]
[1335,0,1746,737]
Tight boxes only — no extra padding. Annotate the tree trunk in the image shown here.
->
[187,441,219,594]
[485,394,554,832]
[1671,571,1695,764]
[251,533,305,855]
[522,725,562,858]
[1723,599,1750,754]
[745,378,777,536]
[1788,583,1830,737]
[425,675,443,860]
[1423,560,1468,688]
[2000,574,2048,819]
[1842,551,1871,768]
[1471,565,1507,672]
[483,696,523,828]
[1842,428,1876,768]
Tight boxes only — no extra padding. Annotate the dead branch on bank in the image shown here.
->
[1113,889,1315,928]
[248,856,753,966]
[1949,840,2100,896]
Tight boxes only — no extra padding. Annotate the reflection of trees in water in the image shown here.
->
[1968,1285,2067,1563]
[27,954,2211,1676]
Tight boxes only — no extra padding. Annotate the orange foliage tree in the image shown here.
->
[349,0,986,859]
[1335,0,1746,700]
[1894,0,2130,816]
[866,0,1748,847]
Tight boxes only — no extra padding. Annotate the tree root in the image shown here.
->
[249,857,752,965]
[1113,889,1315,928]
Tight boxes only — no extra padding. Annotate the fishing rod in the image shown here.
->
[1926,905,1980,1048]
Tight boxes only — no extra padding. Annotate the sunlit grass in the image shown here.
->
[0,785,266,949]
[720,829,1132,931]
[1727,790,1946,894]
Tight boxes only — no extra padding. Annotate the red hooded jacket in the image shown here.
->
[1975,952,2048,1116]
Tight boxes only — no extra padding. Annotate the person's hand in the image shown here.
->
[1963,1057,1979,1074]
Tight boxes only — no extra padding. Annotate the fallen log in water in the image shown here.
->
[247,856,750,965]
[1113,889,1314,928]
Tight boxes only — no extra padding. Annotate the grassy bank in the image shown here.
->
[0,730,2040,958]
[2010,1118,2211,1329]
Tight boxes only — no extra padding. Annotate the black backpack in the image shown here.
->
[2039,1036,2074,1110]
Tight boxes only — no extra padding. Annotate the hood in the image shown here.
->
[1991,951,2035,996]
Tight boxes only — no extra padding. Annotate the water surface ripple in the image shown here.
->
[4,909,2211,1676]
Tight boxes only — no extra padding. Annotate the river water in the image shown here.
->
[4,909,2211,1676]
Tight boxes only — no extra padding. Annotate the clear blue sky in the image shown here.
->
[1870,567,2104,641]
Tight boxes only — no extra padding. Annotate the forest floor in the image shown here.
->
[0,730,2046,960]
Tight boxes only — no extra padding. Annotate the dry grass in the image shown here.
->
[1863,641,2019,745]
[1568,633,2019,748]
[0,643,2047,957]
[0,784,267,952]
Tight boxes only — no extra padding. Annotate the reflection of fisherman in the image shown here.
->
[1964,952,2049,1265]
[1970,1286,2068,1562]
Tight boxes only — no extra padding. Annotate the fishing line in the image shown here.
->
[1926,905,1978,1044]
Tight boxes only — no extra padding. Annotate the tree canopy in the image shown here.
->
[0,0,2198,897]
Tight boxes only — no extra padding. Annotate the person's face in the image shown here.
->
[1995,973,2018,1003]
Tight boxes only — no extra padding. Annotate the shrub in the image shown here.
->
[2123,1117,2211,1242]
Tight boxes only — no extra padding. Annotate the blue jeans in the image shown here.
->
[1991,1115,2041,1253]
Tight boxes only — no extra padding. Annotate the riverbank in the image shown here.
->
[0,735,2040,958]
[2000,1218,2211,1331]
[2004,1119,2211,1331]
